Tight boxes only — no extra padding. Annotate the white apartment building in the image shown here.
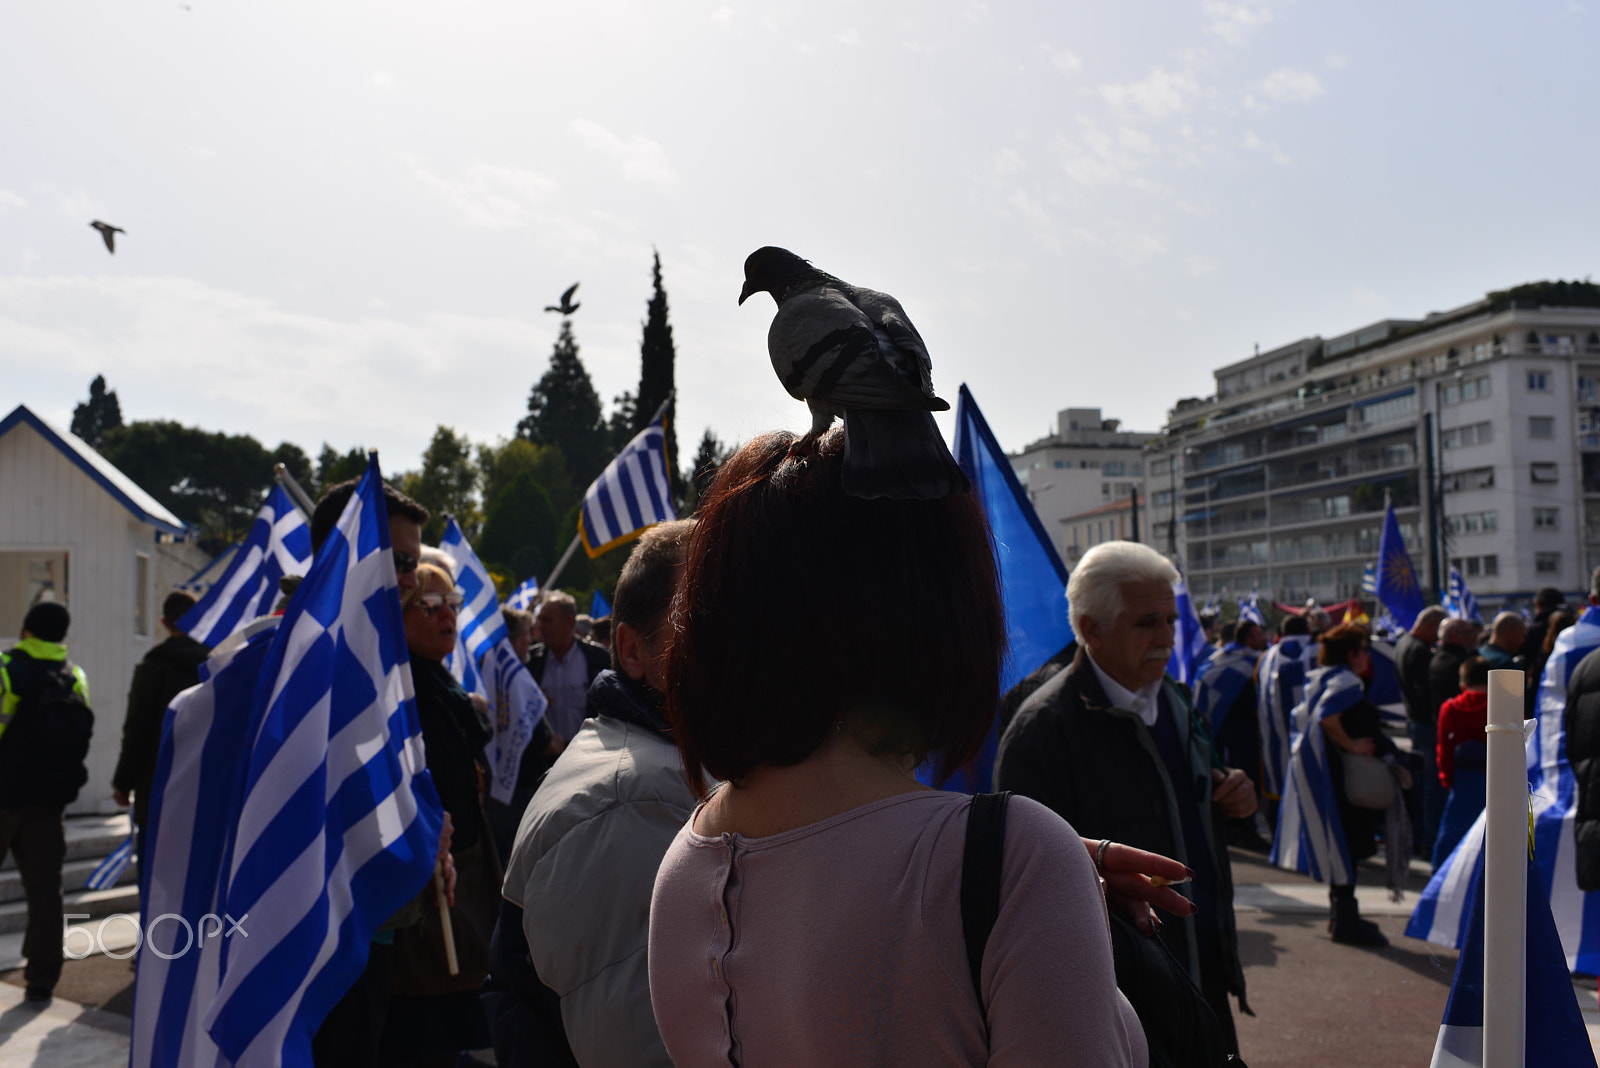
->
[1010,407,1155,564]
[1146,281,1600,611]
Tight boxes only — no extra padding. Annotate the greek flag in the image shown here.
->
[1444,565,1484,624]
[85,832,135,891]
[1422,842,1595,1067]
[1167,569,1212,688]
[437,519,549,803]
[1361,561,1377,596]
[178,485,312,647]
[1256,635,1309,801]
[578,414,676,557]
[1238,588,1265,627]
[1271,666,1364,885]
[506,577,540,612]
[1194,644,1259,736]
[135,456,445,1067]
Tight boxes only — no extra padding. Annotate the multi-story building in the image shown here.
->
[1147,281,1600,611]
[1059,496,1138,571]
[1010,407,1156,564]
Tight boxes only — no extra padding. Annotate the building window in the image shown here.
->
[1528,370,1552,392]
[1104,460,1125,476]
[1445,511,1498,535]
[1532,462,1560,484]
[1442,422,1494,449]
[1053,460,1065,469]
[0,551,69,636]
[1357,392,1417,427]
[1452,555,1500,578]
[135,552,150,637]
[1534,507,1560,530]
[1530,416,1556,439]
[1441,374,1491,405]
[1536,551,1562,574]
[1442,467,1495,493]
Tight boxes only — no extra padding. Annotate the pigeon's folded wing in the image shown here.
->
[842,285,939,392]
[768,288,934,410]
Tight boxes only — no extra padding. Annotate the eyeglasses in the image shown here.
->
[393,549,418,575]
[411,592,463,616]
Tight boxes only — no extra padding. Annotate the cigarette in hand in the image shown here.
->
[1149,875,1194,888]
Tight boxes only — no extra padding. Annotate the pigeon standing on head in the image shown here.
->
[739,246,970,500]
[90,221,124,254]
[545,283,580,315]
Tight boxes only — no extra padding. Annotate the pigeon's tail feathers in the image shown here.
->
[840,409,970,500]
[927,395,951,413]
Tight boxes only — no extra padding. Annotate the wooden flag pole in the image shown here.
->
[433,857,459,976]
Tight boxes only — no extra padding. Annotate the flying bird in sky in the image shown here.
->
[90,221,124,254]
[739,245,970,500]
[545,283,580,315]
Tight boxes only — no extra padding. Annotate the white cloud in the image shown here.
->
[411,161,561,229]
[1043,44,1082,76]
[993,148,1025,176]
[0,189,25,213]
[568,119,679,186]
[710,6,734,26]
[1056,119,1163,188]
[1101,67,1200,120]
[1186,254,1221,276]
[370,71,397,90]
[1260,68,1324,103]
[188,146,217,160]
[1203,1,1277,47]
[1325,53,1348,70]
[836,28,861,47]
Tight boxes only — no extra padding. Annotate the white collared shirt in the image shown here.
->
[1085,652,1164,728]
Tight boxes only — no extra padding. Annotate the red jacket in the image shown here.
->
[1437,689,1488,789]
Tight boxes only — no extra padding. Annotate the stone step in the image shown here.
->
[0,884,139,935]
[0,855,138,906]
[0,813,133,871]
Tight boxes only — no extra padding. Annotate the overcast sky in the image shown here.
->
[4,0,1597,477]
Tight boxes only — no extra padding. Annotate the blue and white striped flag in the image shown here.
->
[1272,666,1364,886]
[1238,588,1265,627]
[134,456,445,1067]
[1194,644,1259,736]
[1444,565,1484,624]
[85,832,136,891]
[1256,635,1309,801]
[578,414,676,557]
[437,519,548,803]
[1361,561,1377,596]
[1167,568,1212,688]
[506,576,540,612]
[178,485,312,647]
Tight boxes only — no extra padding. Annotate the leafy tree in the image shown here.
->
[607,390,638,452]
[271,442,315,494]
[479,438,575,523]
[635,250,680,493]
[683,427,737,514]
[400,425,480,542]
[517,319,609,491]
[477,471,560,582]
[314,444,369,498]
[71,375,123,449]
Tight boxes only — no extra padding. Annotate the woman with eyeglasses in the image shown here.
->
[381,562,499,1068]
[1272,622,1406,948]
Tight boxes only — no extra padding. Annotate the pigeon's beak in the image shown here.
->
[738,279,756,305]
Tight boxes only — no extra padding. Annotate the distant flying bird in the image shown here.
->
[90,221,125,254]
[545,283,580,315]
[739,245,970,500]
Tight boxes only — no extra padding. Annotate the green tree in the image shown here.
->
[607,390,638,453]
[401,425,480,542]
[518,319,609,491]
[635,250,680,493]
[71,375,123,449]
[314,444,369,497]
[683,427,736,514]
[479,438,575,523]
[477,471,560,581]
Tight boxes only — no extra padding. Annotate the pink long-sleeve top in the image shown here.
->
[648,789,1147,1067]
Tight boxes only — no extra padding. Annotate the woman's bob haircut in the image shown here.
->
[1317,622,1370,667]
[665,428,1004,798]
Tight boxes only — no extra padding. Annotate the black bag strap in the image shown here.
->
[960,790,1011,1011]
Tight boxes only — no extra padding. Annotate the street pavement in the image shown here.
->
[5,846,1600,1066]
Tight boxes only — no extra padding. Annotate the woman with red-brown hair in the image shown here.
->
[646,429,1153,1067]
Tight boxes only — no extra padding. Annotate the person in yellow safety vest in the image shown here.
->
[0,601,92,1004]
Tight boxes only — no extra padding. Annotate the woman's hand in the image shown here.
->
[1347,737,1376,756]
[1084,839,1196,937]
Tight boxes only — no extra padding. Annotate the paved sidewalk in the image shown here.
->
[0,981,129,1067]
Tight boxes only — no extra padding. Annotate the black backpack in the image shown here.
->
[961,791,1243,1068]
[0,651,94,808]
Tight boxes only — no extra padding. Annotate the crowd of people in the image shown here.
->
[10,429,1597,1067]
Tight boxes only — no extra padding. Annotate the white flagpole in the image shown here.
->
[273,462,317,518]
[1482,668,1526,1067]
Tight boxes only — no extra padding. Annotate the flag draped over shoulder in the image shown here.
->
[1271,665,1363,885]
[437,519,549,804]
[1167,568,1211,688]
[1194,643,1259,736]
[1367,639,1408,731]
[133,456,445,1068]
[579,413,676,557]
[931,385,1072,793]
[179,485,312,647]
[1256,635,1309,801]
[1375,501,1425,631]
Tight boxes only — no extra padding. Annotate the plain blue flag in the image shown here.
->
[591,589,611,618]
[924,385,1074,792]
[1376,500,1426,631]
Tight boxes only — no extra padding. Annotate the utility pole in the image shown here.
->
[1129,487,1140,543]
[1423,409,1444,602]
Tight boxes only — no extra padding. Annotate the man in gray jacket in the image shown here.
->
[491,519,696,1068]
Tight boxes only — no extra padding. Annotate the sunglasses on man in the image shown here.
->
[393,549,419,575]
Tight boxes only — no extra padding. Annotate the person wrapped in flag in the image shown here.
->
[1272,623,1409,947]
[1193,618,1267,828]
[1255,613,1312,827]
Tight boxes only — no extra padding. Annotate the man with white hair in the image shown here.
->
[995,540,1256,1055]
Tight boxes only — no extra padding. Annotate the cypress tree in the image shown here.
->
[71,375,123,449]
[518,319,609,491]
[636,250,680,493]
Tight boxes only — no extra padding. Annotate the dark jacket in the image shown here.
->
[412,657,494,853]
[1565,646,1600,891]
[994,649,1247,1016]
[1429,643,1474,723]
[114,632,209,824]
[525,639,612,697]
[1395,632,1434,725]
